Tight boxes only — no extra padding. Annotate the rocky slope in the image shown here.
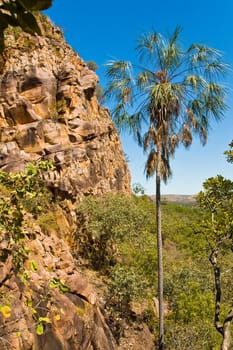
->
[0,224,116,350]
[0,15,135,350]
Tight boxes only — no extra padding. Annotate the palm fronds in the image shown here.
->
[105,27,228,181]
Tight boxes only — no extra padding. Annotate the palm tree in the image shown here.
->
[105,27,227,349]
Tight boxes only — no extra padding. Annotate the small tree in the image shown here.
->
[132,182,145,195]
[198,176,233,350]
[224,140,233,163]
[87,60,105,103]
[105,27,227,349]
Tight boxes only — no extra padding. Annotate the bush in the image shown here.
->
[76,193,156,270]
[0,161,54,270]
[76,193,157,313]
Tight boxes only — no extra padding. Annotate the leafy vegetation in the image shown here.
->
[76,193,156,271]
[224,139,233,163]
[75,192,225,348]
[197,175,233,349]
[87,60,105,103]
[0,160,54,270]
[0,161,68,342]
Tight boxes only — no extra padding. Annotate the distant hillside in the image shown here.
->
[150,194,197,205]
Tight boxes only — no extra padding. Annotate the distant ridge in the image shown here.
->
[150,194,197,204]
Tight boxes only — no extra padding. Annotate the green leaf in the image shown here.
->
[38,316,51,323]
[16,11,41,35]
[49,278,69,293]
[49,278,59,289]
[24,247,30,254]
[59,283,70,293]
[0,305,11,318]
[30,260,38,272]
[36,322,45,335]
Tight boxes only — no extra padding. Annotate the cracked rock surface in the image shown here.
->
[0,17,130,199]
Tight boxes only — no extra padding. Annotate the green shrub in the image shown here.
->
[165,322,221,350]
[76,193,156,270]
[75,193,158,315]
[0,161,54,270]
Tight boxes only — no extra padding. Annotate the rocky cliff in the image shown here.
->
[0,16,130,199]
[0,223,116,350]
[0,15,132,350]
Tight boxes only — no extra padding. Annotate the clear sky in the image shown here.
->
[45,0,233,195]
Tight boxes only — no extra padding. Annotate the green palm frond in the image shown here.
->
[168,26,182,46]
[188,44,215,63]
[163,26,183,72]
[137,71,155,89]
[163,43,181,71]
[136,32,159,58]
[111,103,130,131]
[127,112,143,134]
[204,61,229,78]
[104,79,131,100]
[136,31,165,70]
[105,60,133,80]
[183,74,206,90]
[205,82,224,95]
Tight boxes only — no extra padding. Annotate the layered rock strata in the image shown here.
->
[0,18,131,199]
[0,224,116,350]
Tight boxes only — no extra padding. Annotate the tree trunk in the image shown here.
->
[210,247,233,350]
[156,173,164,350]
[221,308,233,350]
[222,320,232,350]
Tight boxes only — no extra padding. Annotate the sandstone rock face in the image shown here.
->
[0,225,116,350]
[0,19,131,199]
[0,17,132,350]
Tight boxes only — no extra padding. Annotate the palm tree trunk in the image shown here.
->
[156,173,164,350]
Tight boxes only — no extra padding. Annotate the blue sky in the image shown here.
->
[45,0,233,195]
